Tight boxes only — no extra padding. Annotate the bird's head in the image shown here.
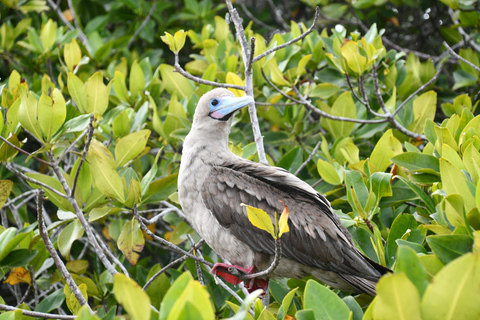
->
[193,88,254,127]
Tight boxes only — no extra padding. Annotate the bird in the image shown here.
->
[178,88,390,295]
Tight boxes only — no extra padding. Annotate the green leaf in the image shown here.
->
[373,273,422,320]
[67,73,87,113]
[426,235,473,264]
[394,176,436,214]
[18,88,43,142]
[0,249,37,268]
[408,91,437,134]
[58,219,84,260]
[391,152,440,175]
[35,288,65,313]
[342,296,363,320]
[113,71,130,104]
[340,41,367,74]
[64,39,81,73]
[117,218,144,265]
[159,64,194,99]
[174,29,187,52]
[114,129,150,167]
[142,173,178,204]
[113,273,151,320]
[370,172,392,203]
[394,246,429,297]
[370,129,402,173]
[386,214,418,266]
[0,227,23,263]
[145,264,171,309]
[322,92,356,139]
[440,158,476,211]
[421,253,480,320]
[242,204,276,239]
[0,133,21,162]
[130,60,145,100]
[40,19,56,51]
[303,279,350,320]
[281,287,298,315]
[88,139,125,203]
[317,159,342,185]
[444,194,465,227]
[37,88,66,141]
[309,83,341,99]
[85,72,112,115]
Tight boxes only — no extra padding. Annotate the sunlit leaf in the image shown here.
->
[242,204,276,239]
[114,273,151,320]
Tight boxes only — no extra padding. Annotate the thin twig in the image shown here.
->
[243,239,281,279]
[56,129,88,165]
[45,0,89,49]
[47,151,119,276]
[187,234,203,285]
[0,135,51,167]
[371,63,389,114]
[133,204,214,267]
[92,229,130,277]
[37,189,91,311]
[127,2,157,50]
[252,7,319,63]
[294,139,322,176]
[255,101,297,106]
[4,163,68,199]
[265,0,290,30]
[345,73,367,105]
[173,53,245,90]
[71,115,94,196]
[240,3,275,31]
[358,75,386,118]
[0,304,75,320]
[443,41,480,73]
[392,61,445,117]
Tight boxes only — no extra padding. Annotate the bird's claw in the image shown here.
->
[211,263,269,293]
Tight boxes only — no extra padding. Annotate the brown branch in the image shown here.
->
[188,235,203,285]
[0,304,75,320]
[71,115,94,196]
[56,129,88,165]
[37,189,91,311]
[173,53,245,90]
[127,2,157,50]
[294,139,322,176]
[371,63,389,115]
[444,41,480,73]
[252,7,319,63]
[0,135,51,167]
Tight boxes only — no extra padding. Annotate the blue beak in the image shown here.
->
[209,95,254,121]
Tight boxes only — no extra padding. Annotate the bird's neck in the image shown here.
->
[183,126,233,165]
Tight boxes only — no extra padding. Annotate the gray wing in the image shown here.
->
[201,161,384,281]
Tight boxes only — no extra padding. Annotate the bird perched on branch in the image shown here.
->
[178,88,390,295]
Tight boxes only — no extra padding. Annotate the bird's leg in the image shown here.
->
[211,263,269,293]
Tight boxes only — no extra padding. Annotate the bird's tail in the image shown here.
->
[338,273,378,296]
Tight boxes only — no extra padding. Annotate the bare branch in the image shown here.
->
[173,53,245,90]
[252,7,319,64]
[56,129,88,165]
[255,101,297,106]
[0,135,51,167]
[0,304,75,320]
[240,3,275,31]
[37,189,91,312]
[71,115,95,196]
[127,2,157,50]
[187,234,203,285]
[371,63,390,115]
[294,139,322,176]
[47,152,119,276]
[4,163,68,199]
[265,0,290,30]
[45,0,89,49]
[392,61,445,117]
[92,229,130,277]
[243,239,281,279]
[133,204,214,267]
[444,41,480,73]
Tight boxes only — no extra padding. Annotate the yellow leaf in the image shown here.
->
[64,283,88,314]
[5,267,31,285]
[0,180,13,209]
[267,58,291,86]
[118,218,145,265]
[161,32,176,52]
[114,274,151,320]
[278,201,290,238]
[241,204,276,239]
[174,29,187,52]
[225,72,245,97]
[341,41,367,74]
[64,39,81,72]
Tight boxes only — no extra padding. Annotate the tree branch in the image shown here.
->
[71,115,94,196]
[252,7,319,64]
[126,2,157,50]
[37,189,91,312]
[443,41,480,73]
[0,135,51,167]
[0,304,75,320]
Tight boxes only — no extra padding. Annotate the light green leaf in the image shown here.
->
[340,40,367,74]
[85,72,112,115]
[317,159,342,185]
[226,72,246,97]
[37,88,66,141]
[373,273,422,320]
[322,92,356,139]
[64,39,81,73]
[440,158,476,211]
[113,273,151,320]
[370,129,402,173]
[130,60,145,100]
[113,71,130,104]
[174,29,187,52]
[115,129,150,168]
[58,219,84,260]
[67,73,87,113]
[159,64,194,99]
[18,88,43,142]
[0,180,14,210]
[64,283,87,314]
[303,279,350,320]
[40,19,56,51]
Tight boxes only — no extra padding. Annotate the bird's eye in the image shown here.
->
[211,99,219,106]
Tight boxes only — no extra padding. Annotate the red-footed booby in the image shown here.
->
[178,88,389,295]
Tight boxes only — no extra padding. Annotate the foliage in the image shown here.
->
[1,0,480,319]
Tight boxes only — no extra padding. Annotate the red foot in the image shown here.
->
[211,263,269,293]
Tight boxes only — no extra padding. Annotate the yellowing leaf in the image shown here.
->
[40,19,56,51]
[174,29,187,52]
[341,41,367,74]
[64,39,81,72]
[225,72,245,97]
[18,87,43,142]
[159,64,194,99]
[296,54,312,77]
[113,71,129,104]
[369,129,402,173]
[320,91,356,139]
[408,91,437,134]
[267,58,290,86]
[118,218,145,265]
[0,180,14,209]
[161,31,176,52]
[85,72,112,115]
[115,129,151,168]
[317,159,342,185]
[4,267,31,285]
[64,283,87,315]
[242,204,276,239]
[37,88,66,141]
[67,73,87,113]
[114,273,151,320]
[278,201,290,238]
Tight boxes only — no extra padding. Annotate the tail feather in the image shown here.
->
[338,274,378,296]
